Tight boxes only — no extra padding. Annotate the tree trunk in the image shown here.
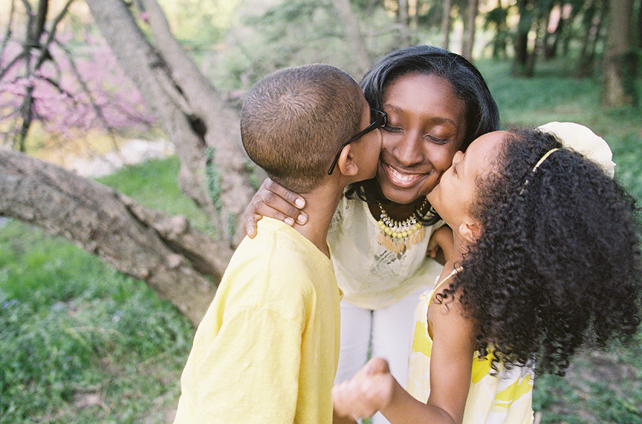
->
[330,0,372,77]
[575,0,607,78]
[525,15,543,76]
[576,1,597,75]
[0,149,231,324]
[85,0,255,247]
[461,0,479,61]
[544,7,564,60]
[638,0,642,48]
[513,0,531,76]
[588,0,608,65]
[397,0,412,48]
[441,0,452,50]
[603,0,636,107]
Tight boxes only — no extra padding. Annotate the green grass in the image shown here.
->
[478,58,642,201]
[97,156,215,235]
[0,222,195,423]
[1,61,641,423]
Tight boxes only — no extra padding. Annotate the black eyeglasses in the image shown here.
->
[327,108,387,175]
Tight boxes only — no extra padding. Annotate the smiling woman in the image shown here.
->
[243,45,499,424]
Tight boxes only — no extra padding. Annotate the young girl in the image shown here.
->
[332,123,642,424]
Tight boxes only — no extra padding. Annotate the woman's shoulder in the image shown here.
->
[330,193,371,232]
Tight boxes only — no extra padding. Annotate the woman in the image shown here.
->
[244,45,499,424]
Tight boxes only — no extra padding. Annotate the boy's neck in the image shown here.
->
[292,183,345,259]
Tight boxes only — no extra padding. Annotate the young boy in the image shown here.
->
[172,64,384,424]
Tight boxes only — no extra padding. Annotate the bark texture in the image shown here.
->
[1,0,262,325]
[0,149,231,324]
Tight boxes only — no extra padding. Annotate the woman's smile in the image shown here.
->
[380,161,431,188]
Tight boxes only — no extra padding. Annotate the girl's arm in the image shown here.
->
[243,178,308,238]
[423,292,476,424]
[332,291,475,424]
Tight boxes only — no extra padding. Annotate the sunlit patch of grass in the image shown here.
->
[96,156,215,235]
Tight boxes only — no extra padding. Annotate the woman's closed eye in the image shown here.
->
[382,123,402,133]
[426,134,449,144]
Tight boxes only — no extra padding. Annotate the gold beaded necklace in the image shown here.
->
[376,197,429,253]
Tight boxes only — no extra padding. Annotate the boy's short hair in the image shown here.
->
[241,64,364,192]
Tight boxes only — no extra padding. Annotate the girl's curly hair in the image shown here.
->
[445,128,642,376]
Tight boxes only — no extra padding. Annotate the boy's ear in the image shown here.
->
[458,220,482,243]
[336,144,359,177]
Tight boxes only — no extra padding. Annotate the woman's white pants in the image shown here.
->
[334,286,427,424]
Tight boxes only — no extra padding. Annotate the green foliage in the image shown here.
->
[3,43,642,422]
[478,58,642,201]
[157,0,243,48]
[205,146,224,215]
[209,0,400,91]
[0,154,208,422]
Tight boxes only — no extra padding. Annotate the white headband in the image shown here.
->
[537,121,615,178]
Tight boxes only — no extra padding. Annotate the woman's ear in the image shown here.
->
[336,144,359,177]
[458,220,482,243]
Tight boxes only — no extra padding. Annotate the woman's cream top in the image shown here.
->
[327,195,444,310]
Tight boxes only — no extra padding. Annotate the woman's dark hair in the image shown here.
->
[444,128,642,375]
[346,46,500,221]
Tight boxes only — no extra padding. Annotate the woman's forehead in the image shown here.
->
[383,73,465,119]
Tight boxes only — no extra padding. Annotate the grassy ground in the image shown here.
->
[1,61,642,423]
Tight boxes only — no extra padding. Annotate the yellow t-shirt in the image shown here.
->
[173,218,341,424]
[407,276,534,424]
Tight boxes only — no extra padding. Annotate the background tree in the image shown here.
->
[2,0,640,326]
[575,0,608,77]
[603,0,638,106]
[2,1,641,421]
[483,2,509,59]
[0,0,154,153]
[461,0,480,61]
[512,0,552,76]
[441,0,453,49]
[330,0,372,74]
[0,0,400,324]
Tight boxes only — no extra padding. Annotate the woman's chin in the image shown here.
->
[379,186,425,205]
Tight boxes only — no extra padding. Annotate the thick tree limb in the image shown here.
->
[0,149,232,324]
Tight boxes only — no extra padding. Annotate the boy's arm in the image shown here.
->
[427,225,454,264]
